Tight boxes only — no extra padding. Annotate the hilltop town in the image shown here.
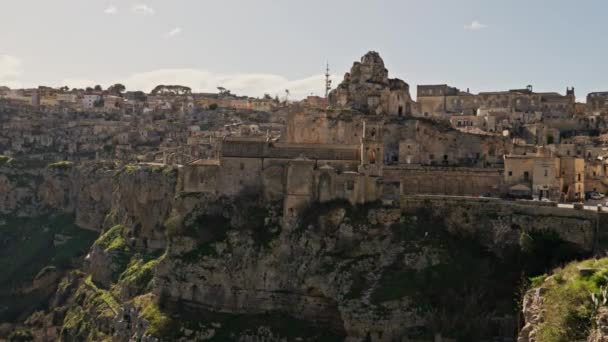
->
[4,51,608,341]
[3,51,608,209]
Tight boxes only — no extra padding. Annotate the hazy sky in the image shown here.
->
[1,0,607,101]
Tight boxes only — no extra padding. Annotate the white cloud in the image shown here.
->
[0,55,22,88]
[164,27,182,38]
[132,4,155,15]
[0,57,339,99]
[103,5,117,15]
[120,68,339,99]
[464,20,487,31]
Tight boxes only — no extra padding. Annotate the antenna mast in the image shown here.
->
[324,62,332,98]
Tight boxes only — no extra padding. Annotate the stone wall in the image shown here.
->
[400,195,603,252]
[384,166,504,197]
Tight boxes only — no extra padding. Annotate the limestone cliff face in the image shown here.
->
[7,162,604,341]
[0,160,113,230]
[104,165,178,251]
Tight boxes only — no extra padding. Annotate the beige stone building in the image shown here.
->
[504,153,584,201]
[417,84,575,118]
[588,92,608,114]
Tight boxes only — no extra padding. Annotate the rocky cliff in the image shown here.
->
[1,160,605,341]
[0,157,113,230]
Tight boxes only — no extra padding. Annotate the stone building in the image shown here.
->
[181,127,383,217]
[328,51,416,116]
[588,92,608,114]
[504,152,584,201]
[417,84,575,118]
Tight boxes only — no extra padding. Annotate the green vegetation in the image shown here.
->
[7,329,34,342]
[118,254,160,294]
[135,295,178,338]
[0,213,97,322]
[136,295,344,341]
[124,163,139,174]
[0,155,15,166]
[534,258,608,341]
[529,273,548,288]
[84,275,120,313]
[354,203,589,341]
[48,161,74,170]
[94,225,132,280]
[60,275,117,339]
[95,225,128,252]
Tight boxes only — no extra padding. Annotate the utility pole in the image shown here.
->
[324,62,332,98]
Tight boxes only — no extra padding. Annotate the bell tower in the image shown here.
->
[359,120,383,177]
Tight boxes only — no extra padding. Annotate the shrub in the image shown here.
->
[529,274,548,288]
[137,297,176,337]
[534,259,608,341]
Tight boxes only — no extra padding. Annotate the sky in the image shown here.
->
[0,0,607,102]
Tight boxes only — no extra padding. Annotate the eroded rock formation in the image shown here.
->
[329,51,416,116]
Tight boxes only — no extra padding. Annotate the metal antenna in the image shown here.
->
[324,62,332,98]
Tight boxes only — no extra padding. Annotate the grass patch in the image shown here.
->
[118,254,160,294]
[534,258,608,341]
[47,161,74,170]
[94,225,132,279]
[135,294,178,338]
[60,275,117,339]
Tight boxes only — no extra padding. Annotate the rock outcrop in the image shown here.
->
[329,51,416,116]
[0,160,114,230]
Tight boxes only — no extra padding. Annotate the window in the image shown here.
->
[524,171,529,181]
[578,173,581,181]
[345,180,355,191]
[508,171,513,176]
[429,154,434,160]
[239,163,245,170]
[544,169,548,177]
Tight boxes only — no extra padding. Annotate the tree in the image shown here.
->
[151,85,192,96]
[108,83,126,95]
[217,87,231,96]
[85,87,93,92]
[59,86,69,92]
[263,93,272,100]
[94,85,103,91]
[284,89,290,103]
